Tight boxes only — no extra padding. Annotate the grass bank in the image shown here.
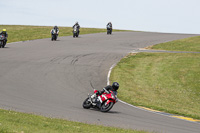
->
[151,36,200,52]
[0,109,147,133]
[110,52,200,119]
[0,25,125,43]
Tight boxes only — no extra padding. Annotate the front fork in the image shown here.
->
[88,93,97,106]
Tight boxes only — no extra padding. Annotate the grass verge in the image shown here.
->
[0,109,147,133]
[0,25,125,43]
[151,36,200,52]
[110,52,200,119]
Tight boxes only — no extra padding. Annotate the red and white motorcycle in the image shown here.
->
[82,89,118,112]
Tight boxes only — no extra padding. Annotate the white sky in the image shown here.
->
[1,0,200,34]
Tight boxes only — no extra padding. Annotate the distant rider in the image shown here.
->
[92,82,119,108]
[72,22,80,34]
[106,22,112,32]
[50,26,59,40]
[0,29,8,45]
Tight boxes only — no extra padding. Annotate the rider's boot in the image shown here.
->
[96,99,101,108]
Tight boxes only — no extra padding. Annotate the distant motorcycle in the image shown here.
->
[51,29,58,41]
[0,35,6,48]
[82,89,118,112]
[73,25,79,38]
[107,25,112,35]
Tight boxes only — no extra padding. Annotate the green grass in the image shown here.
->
[151,36,200,52]
[0,25,125,43]
[0,109,147,133]
[110,52,200,119]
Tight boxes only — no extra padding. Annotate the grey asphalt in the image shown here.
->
[0,32,199,133]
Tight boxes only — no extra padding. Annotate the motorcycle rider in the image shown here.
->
[106,22,112,32]
[72,22,80,35]
[0,29,8,45]
[91,82,119,108]
[50,26,59,40]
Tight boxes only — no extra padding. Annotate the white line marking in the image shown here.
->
[107,63,116,85]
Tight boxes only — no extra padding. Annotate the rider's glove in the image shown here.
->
[96,91,100,96]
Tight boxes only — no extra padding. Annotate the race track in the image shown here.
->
[0,32,199,133]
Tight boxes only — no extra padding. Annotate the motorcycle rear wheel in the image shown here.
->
[100,101,114,112]
[82,98,92,109]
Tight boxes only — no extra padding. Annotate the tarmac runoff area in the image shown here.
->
[0,32,200,133]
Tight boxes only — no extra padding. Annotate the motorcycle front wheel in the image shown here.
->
[2,43,5,48]
[100,101,114,112]
[82,97,92,109]
[0,41,2,48]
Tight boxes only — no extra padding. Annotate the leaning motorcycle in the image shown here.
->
[0,35,6,48]
[73,25,79,38]
[51,29,58,41]
[107,25,112,35]
[82,89,118,112]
